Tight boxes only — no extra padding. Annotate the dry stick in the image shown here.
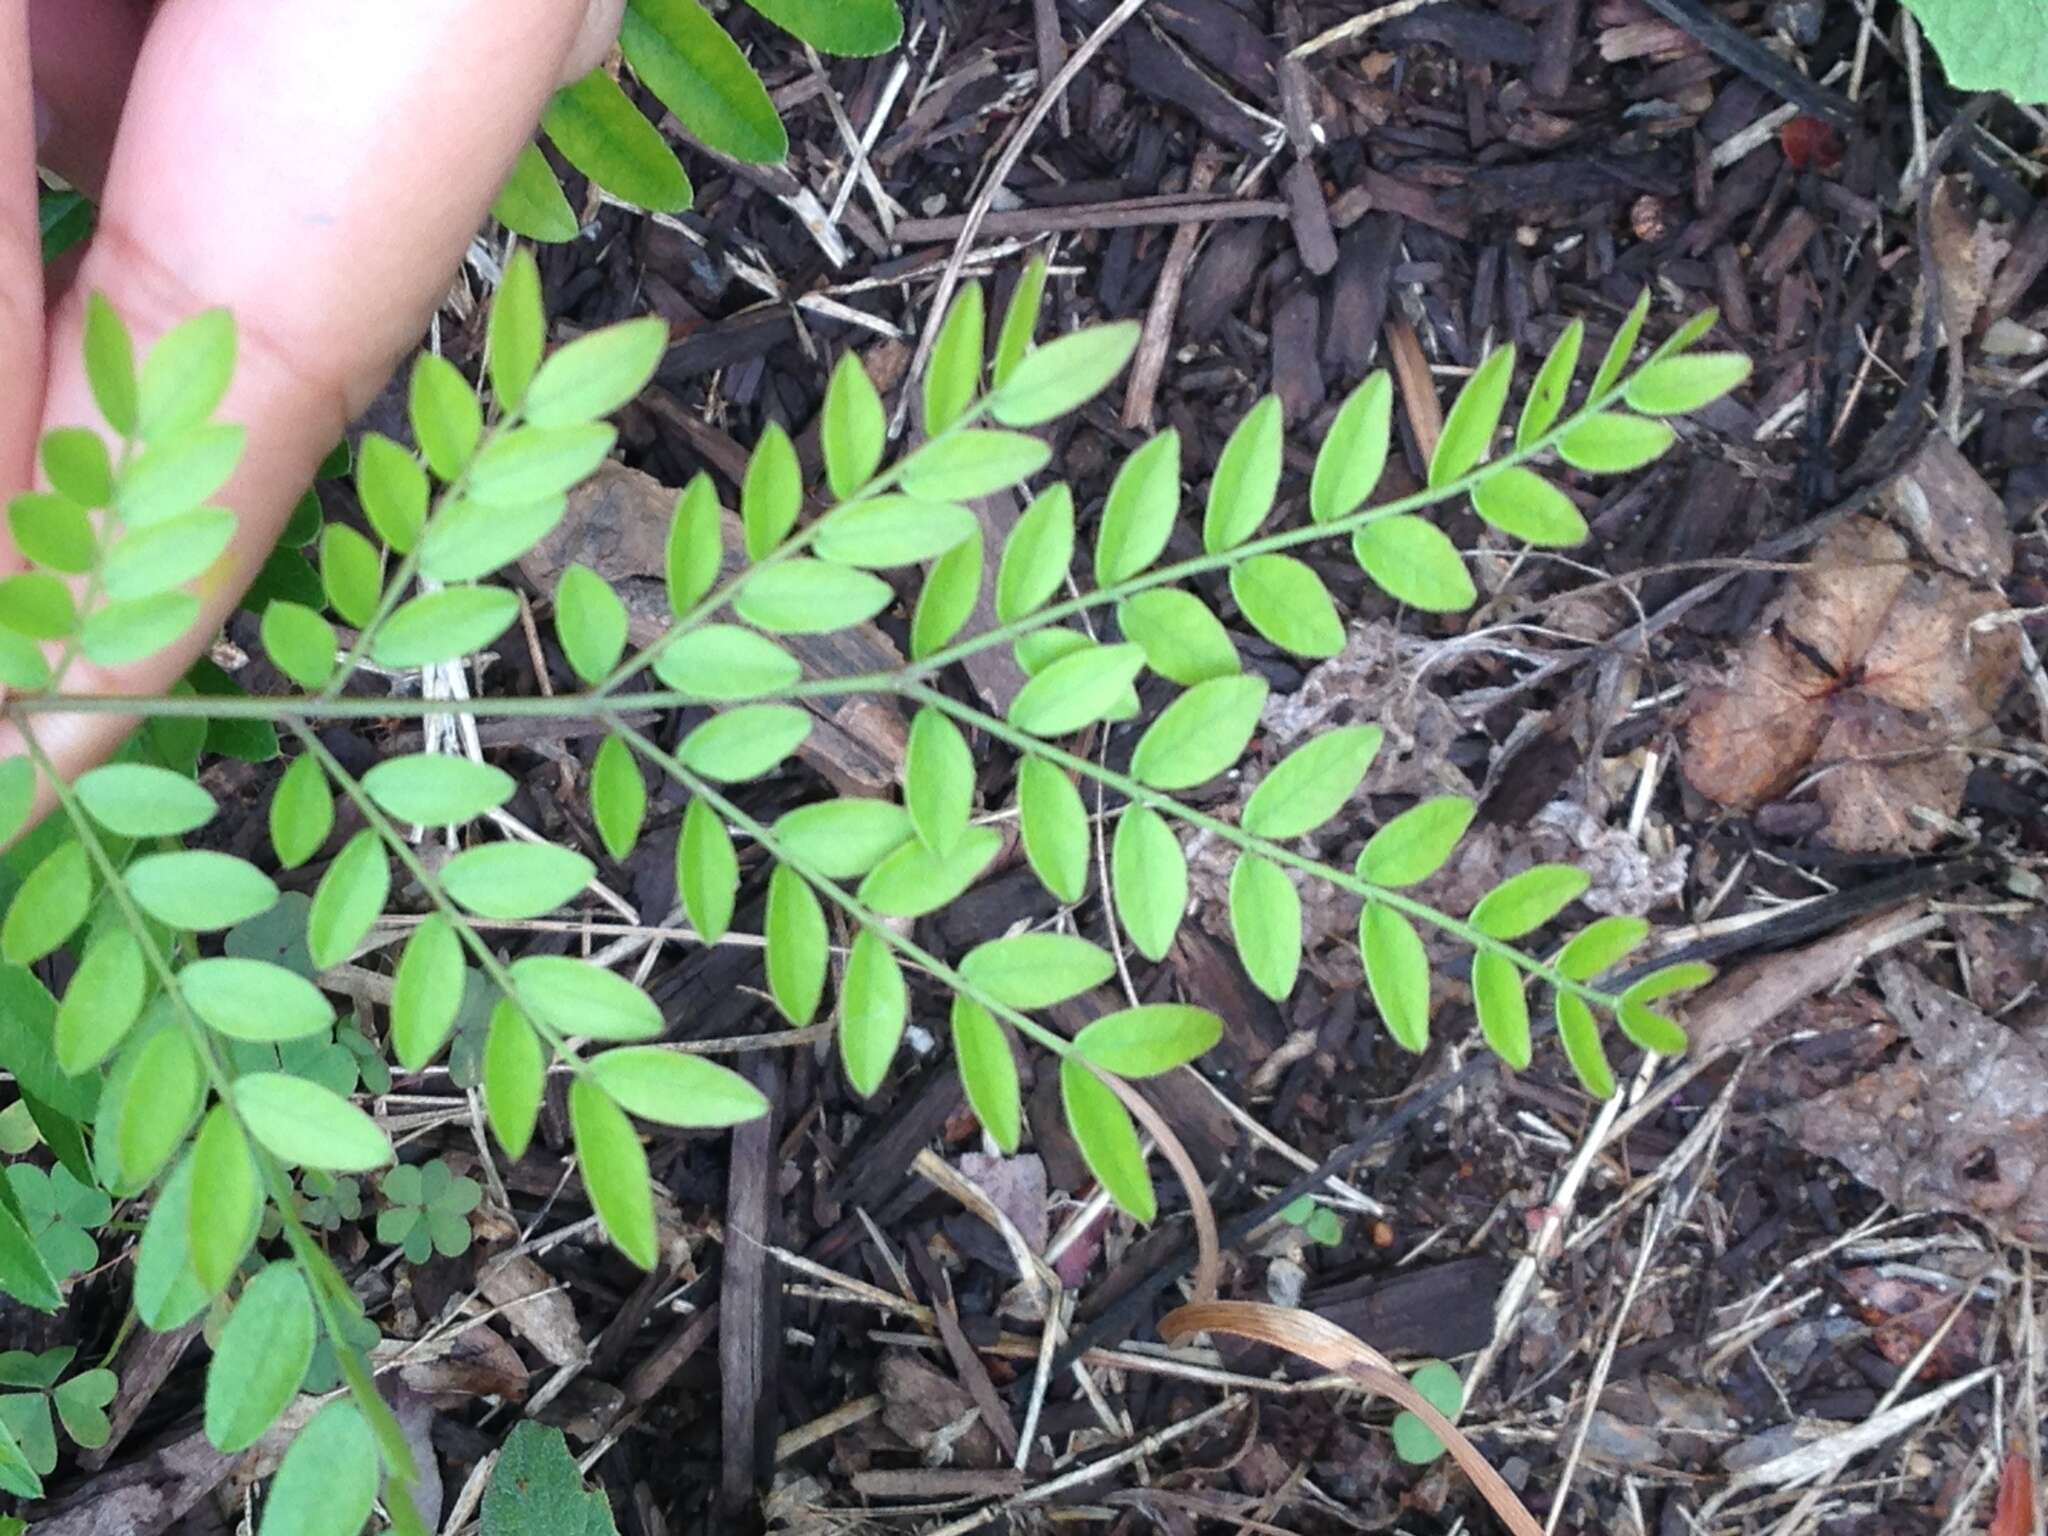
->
[895,193,1289,244]
[896,0,1151,433]
[1122,148,1225,430]
[1289,0,1448,59]
[1105,1074,1222,1304]
[1159,1302,1546,1536]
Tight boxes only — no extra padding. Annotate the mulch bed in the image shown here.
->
[24,1,2048,1533]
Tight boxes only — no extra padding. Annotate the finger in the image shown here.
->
[27,0,148,197]
[8,0,610,799]
[564,0,626,83]
[0,0,45,494]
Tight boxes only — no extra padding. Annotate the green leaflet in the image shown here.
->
[838,928,907,1096]
[822,351,885,499]
[355,432,427,552]
[909,527,983,660]
[996,484,1075,624]
[255,1400,378,1536]
[508,955,664,1041]
[410,351,483,479]
[924,281,984,434]
[958,933,1115,1009]
[1008,642,1146,736]
[951,998,1021,1153]
[667,473,723,614]
[1471,951,1531,1070]
[1093,429,1180,587]
[544,69,691,212]
[591,732,648,860]
[485,1002,544,1160]
[360,753,516,825]
[55,931,146,1074]
[1129,674,1267,791]
[1469,864,1589,939]
[742,421,800,560]
[1203,395,1283,553]
[622,0,786,162]
[128,851,277,932]
[1556,412,1676,473]
[1623,351,1752,415]
[899,430,1050,501]
[1230,554,1344,658]
[775,799,914,878]
[1429,345,1514,487]
[1242,725,1382,840]
[813,496,976,568]
[588,1047,767,1128]
[652,624,801,698]
[80,592,199,666]
[733,559,892,634]
[1357,796,1475,888]
[1312,371,1391,523]
[261,600,337,691]
[904,706,974,854]
[233,1073,394,1173]
[1073,1004,1221,1077]
[1351,515,1475,612]
[678,797,739,942]
[748,0,903,54]
[765,865,827,1027]
[1360,902,1430,1052]
[1115,588,1238,686]
[556,565,630,683]
[1471,467,1588,547]
[492,142,580,242]
[1111,804,1186,961]
[1589,288,1650,398]
[1229,854,1301,1002]
[990,322,1139,428]
[858,825,1001,918]
[1556,915,1649,981]
[307,830,388,969]
[1018,756,1089,905]
[1059,1060,1153,1222]
[73,762,215,837]
[1556,992,1615,1098]
[571,1079,658,1268]
[1516,320,1582,449]
[371,585,520,669]
[206,1262,314,1452]
[440,842,594,920]
[681,704,811,782]
[180,957,335,1043]
[992,255,1048,388]
[392,917,466,1070]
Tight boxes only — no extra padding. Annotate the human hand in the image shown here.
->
[2,0,625,802]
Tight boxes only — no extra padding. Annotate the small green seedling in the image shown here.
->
[5,1165,110,1284]
[376,1159,482,1263]
[1277,1194,1344,1247]
[483,1420,619,1536]
[1390,1359,1465,1464]
[0,1347,117,1498]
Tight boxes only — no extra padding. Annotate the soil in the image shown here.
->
[25,1,2048,1533]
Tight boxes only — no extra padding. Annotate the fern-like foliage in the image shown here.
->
[496,0,905,240]
[0,255,1744,1533]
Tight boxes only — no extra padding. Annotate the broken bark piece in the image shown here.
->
[1682,518,2019,850]
[1778,961,2048,1245]
[523,462,909,795]
[1881,432,2015,583]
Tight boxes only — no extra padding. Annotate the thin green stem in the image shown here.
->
[898,681,1625,1013]
[589,396,999,700]
[602,712,1077,1061]
[285,723,590,1077]
[21,728,417,1493]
